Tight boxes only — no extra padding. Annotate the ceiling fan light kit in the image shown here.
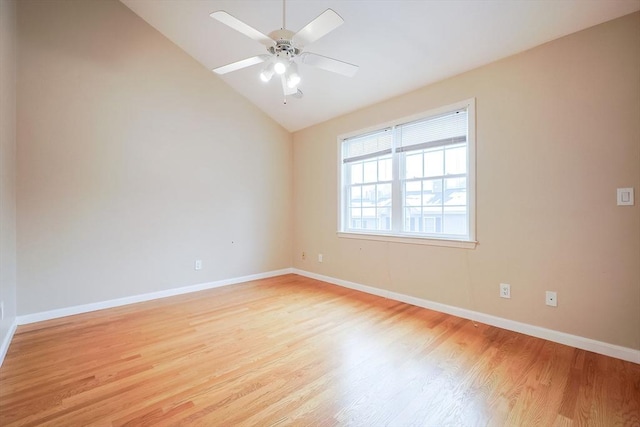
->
[273,54,288,75]
[210,1,358,100]
[286,62,301,88]
[259,63,274,82]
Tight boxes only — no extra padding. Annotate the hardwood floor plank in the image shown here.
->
[1,274,638,426]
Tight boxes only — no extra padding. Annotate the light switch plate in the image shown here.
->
[617,188,634,206]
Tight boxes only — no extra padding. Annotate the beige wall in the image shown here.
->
[293,13,640,350]
[17,0,292,315]
[0,0,18,344]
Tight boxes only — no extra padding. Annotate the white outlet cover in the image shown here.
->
[545,291,558,307]
[500,283,510,299]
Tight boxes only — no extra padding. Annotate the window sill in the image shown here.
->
[336,231,477,249]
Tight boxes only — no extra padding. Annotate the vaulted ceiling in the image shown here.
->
[120,0,640,132]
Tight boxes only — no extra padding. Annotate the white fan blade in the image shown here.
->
[281,75,297,96]
[213,55,269,75]
[210,11,274,47]
[292,9,343,47]
[299,52,358,77]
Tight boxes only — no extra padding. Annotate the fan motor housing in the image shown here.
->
[268,29,301,57]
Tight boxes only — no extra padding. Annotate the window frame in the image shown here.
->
[337,98,477,249]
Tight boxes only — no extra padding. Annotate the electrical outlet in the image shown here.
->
[500,283,511,299]
[545,291,557,307]
[194,259,202,271]
[318,254,323,263]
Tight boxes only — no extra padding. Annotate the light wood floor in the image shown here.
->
[1,274,639,426]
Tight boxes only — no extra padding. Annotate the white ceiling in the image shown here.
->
[120,0,640,132]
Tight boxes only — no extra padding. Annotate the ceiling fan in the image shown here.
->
[210,1,358,99]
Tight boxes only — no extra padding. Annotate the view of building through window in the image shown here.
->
[402,143,467,235]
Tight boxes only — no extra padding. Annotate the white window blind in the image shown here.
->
[397,109,467,153]
[343,128,393,163]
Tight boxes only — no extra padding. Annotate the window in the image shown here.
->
[339,99,476,248]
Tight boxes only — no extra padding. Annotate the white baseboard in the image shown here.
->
[0,318,18,368]
[17,268,294,325]
[8,267,639,366]
[293,269,640,365]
